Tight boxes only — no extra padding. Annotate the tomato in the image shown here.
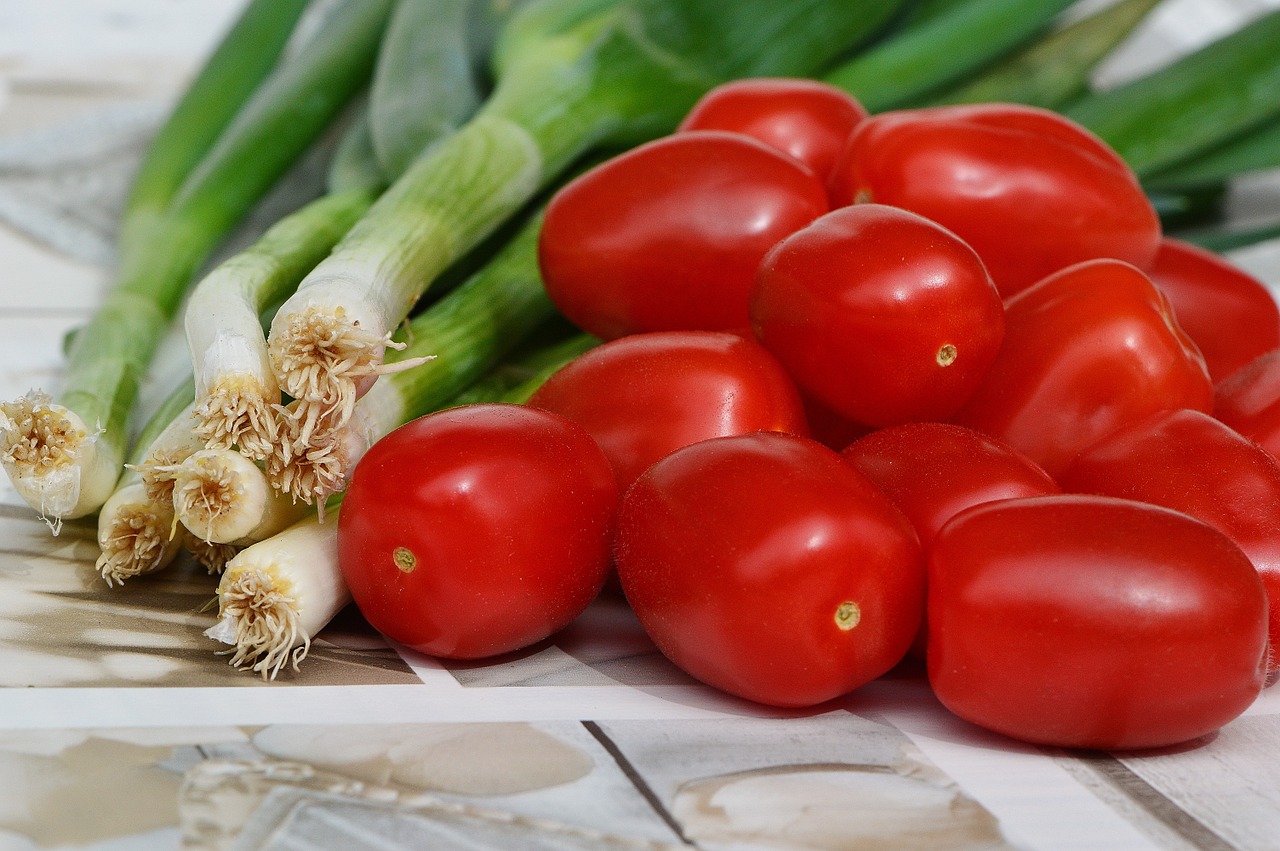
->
[829,103,1161,298]
[538,130,829,340]
[952,258,1213,478]
[616,431,924,707]
[526,330,808,492]
[337,404,618,659]
[1148,237,1280,383]
[677,77,868,186]
[1059,407,1280,675]
[1216,349,1280,459]
[751,203,1005,428]
[928,494,1268,750]
[842,422,1059,550]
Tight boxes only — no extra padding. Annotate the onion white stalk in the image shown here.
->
[171,448,311,545]
[205,513,349,681]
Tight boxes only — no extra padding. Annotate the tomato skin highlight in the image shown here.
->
[1148,237,1280,384]
[337,404,618,660]
[752,203,1005,429]
[830,103,1161,298]
[952,258,1213,478]
[1059,407,1280,675]
[526,330,808,492]
[616,431,924,708]
[1216,349,1280,460]
[538,130,829,340]
[928,494,1268,751]
[677,77,868,186]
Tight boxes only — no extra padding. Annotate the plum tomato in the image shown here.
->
[829,103,1161,297]
[751,203,1005,428]
[1216,349,1280,459]
[526,330,808,492]
[615,431,924,708]
[952,258,1213,478]
[1059,407,1280,676]
[1148,237,1280,383]
[928,494,1268,751]
[337,404,618,660]
[538,130,829,340]
[677,77,868,186]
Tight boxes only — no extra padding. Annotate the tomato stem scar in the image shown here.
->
[392,546,417,573]
[834,600,861,630]
[936,343,958,366]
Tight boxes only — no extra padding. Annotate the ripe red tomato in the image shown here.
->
[616,431,924,707]
[829,103,1161,297]
[677,77,868,186]
[538,130,829,340]
[952,258,1213,478]
[751,203,1005,428]
[842,422,1059,550]
[1216,349,1280,459]
[337,404,618,659]
[526,330,808,491]
[1148,237,1280,383]
[928,494,1268,750]
[1059,407,1280,675]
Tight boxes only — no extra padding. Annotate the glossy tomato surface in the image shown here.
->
[616,431,924,707]
[677,77,868,185]
[830,103,1161,297]
[752,203,1004,428]
[526,330,808,491]
[1148,237,1280,383]
[538,130,829,339]
[337,404,618,659]
[953,258,1213,477]
[928,494,1268,750]
[1216,349,1280,459]
[1059,408,1280,674]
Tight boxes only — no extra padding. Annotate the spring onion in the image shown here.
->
[265,0,907,463]
[170,449,312,546]
[823,0,1077,112]
[0,0,389,526]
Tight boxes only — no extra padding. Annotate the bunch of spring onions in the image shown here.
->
[7,0,1280,680]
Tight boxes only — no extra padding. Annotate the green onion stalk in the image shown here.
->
[0,0,391,528]
[264,0,908,475]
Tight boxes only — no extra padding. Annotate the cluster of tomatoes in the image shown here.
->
[338,78,1280,753]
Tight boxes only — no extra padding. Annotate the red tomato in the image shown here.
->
[616,431,924,707]
[928,494,1268,750]
[337,404,618,659]
[1148,237,1280,383]
[1059,407,1280,675]
[526,330,808,492]
[538,130,829,340]
[751,203,1005,428]
[1216,349,1280,459]
[842,422,1059,550]
[829,103,1161,297]
[677,77,868,186]
[953,258,1213,478]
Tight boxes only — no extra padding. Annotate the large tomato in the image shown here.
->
[1148,237,1280,383]
[337,404,618,659]
[677,77,868,186]
[752,203,1005,428]
[1059,407,1280,676]
[928,494,1268,750]
[829,103,1161,297]
[526,330,808,491]
[952,258,1213,477]
[616,431,924,707]
[538,130,829,339]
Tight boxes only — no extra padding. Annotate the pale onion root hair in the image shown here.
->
[217,567,310,681]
